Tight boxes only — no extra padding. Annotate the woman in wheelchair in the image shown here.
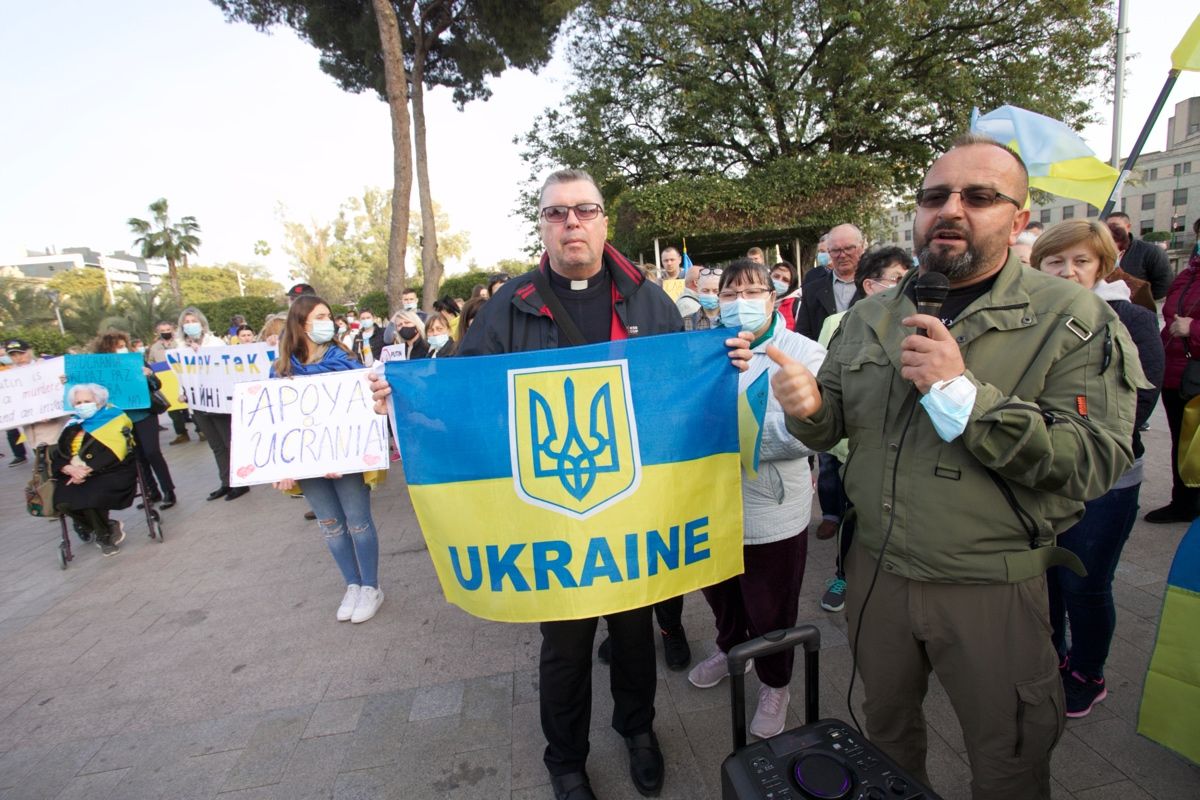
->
[52,383,137,557]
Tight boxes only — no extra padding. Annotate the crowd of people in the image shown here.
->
[4,136,1199,800]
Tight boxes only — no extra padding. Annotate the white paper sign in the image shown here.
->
[379,344,407,363]
[0,357,68,427]
[228,369,389,487]
[165,343,276,413]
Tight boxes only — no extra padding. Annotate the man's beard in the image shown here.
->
[919,242,982,281]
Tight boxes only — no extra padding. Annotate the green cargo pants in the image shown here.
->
[845,542,1066,799]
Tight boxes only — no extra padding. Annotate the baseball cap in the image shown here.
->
[4,338,31,353]
[286,283,316,298]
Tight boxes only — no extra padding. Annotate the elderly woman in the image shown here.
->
[52,384,137,557]
[1032,219,1163,718]
[687,258,826,739]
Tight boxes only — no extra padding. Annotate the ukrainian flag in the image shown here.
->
[386,330,745,622]
[1138,519,1200,765]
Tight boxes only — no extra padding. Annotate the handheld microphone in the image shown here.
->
[914,272,950,337]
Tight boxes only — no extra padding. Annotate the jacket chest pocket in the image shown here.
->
[841,344,893,433]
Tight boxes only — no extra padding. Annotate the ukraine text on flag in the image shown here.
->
[386,330,745,622]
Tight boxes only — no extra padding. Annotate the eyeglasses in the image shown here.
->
[699,267,723,276]
[915,187,1023,209]
[828,245,861,257]
[540,203,605,223]
[868,276,901,287]
[717,287,771,301]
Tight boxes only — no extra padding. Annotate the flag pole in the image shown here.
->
[1100,69,1181,219]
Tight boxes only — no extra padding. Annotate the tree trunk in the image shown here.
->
[371,0,414,312]
[166,254,182,306]
[411,45,441,312]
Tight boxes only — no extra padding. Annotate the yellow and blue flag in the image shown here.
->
[1138,519,1200,765]
[386,330,745,622]
[970,105,1120,210]
[1172,12,1200,72]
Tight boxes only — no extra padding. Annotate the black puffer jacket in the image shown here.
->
[460,244,683,355]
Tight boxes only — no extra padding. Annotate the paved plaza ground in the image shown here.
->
[0,408,1197,800]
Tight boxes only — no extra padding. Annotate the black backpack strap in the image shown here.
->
[529,268,588,347]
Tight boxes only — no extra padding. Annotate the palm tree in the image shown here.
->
[64,289,127,338]
[128,198,202,305]
[117,286,178,341]
[0,279,55,328]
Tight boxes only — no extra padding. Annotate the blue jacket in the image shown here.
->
[269,344,361,378]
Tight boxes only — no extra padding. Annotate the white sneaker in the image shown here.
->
[109,520,126,546]
[687,648,754,689]
[750,685,790,739]
[351,586,383,623]
[337,585,361,622]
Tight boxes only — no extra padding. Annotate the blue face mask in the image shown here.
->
[698,294,720,311]
[719,298,770,333]
[772,279,789,295]
[182,322,202,338]
[816,252,831,267]
[74,402,99,419]
[308,319,336,344]
[428,333,449,350]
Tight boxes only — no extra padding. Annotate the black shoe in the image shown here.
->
[1144,504,1195,524]
[224,486,250,501]
[624,731,664,797]
[207,486,230,501]
[597,635,611,665]
[550,771,596,800]
[304,510,317,521]
[661,626,691,671]
[8,456,27,467]
[72,521,93,543]
[158,492,177,510]
[136,491,163,510]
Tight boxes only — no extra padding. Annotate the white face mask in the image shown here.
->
[403,301,417,311]
[115,347,129,354]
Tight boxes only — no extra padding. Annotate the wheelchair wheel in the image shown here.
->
[57,542,68,570]
[148,512,163,542]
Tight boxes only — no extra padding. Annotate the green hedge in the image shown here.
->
[190,296,286,332]
[0,326,78,357]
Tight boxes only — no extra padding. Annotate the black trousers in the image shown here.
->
[7,428,25,460]
[653,595,683,632]
[132,415,175,496]
[168,408,195,436]
[540,606,657,776]
[1162,388,1200,513]
[192,411,232,487]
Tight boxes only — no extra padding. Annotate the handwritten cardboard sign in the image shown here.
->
[165,343,275,413]
[64,353,149,411]
[0,357,68,427]
[379,344,407,363]
[228,369,389,487]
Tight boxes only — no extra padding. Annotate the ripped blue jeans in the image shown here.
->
[298,474,380,589]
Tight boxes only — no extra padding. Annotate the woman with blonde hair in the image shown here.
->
[1032,219,1163,718]
[258,314,286,347]
[389,309,429,359]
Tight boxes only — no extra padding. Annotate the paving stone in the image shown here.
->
[303,697,366,739]
[1049,729,1126,793]
[219,705,313,793]
[408,681,464,722]
[46,766,130,800]
[1073,779,1157,799]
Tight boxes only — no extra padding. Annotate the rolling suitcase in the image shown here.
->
[720,625,943,800]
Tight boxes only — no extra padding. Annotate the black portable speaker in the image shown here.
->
[719,626,943,800]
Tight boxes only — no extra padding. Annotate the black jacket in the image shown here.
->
[351,326,386,362]
[1120,238,1173,300]
[1108,298,1164,459]
[795,267,862,340]
[460,244,683,355]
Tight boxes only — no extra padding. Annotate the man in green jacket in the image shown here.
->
[768,134,1142,799]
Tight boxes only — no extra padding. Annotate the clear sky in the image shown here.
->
[2,0,1198,284]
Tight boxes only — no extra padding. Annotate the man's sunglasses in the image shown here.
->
[915,187,1023,209]
[540,203,605,223]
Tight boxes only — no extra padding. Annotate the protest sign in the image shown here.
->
[386,330,744,623]
[165,343,275,413]
[0,357,68,427]
[228,369,389,487]
[64,353,149,411]
[149,362,187,411]
[379,344,407,363]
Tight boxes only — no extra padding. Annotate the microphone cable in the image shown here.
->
[845,389,919,736]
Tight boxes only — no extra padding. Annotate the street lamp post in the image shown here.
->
[45,289,65,334]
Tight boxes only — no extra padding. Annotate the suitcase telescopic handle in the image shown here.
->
[727,625,821,750]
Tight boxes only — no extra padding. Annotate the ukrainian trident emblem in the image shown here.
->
[508,360,641,518]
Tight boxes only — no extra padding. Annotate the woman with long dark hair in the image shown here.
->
[270,295,386,623]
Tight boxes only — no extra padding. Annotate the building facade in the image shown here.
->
[0,247,169,296]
